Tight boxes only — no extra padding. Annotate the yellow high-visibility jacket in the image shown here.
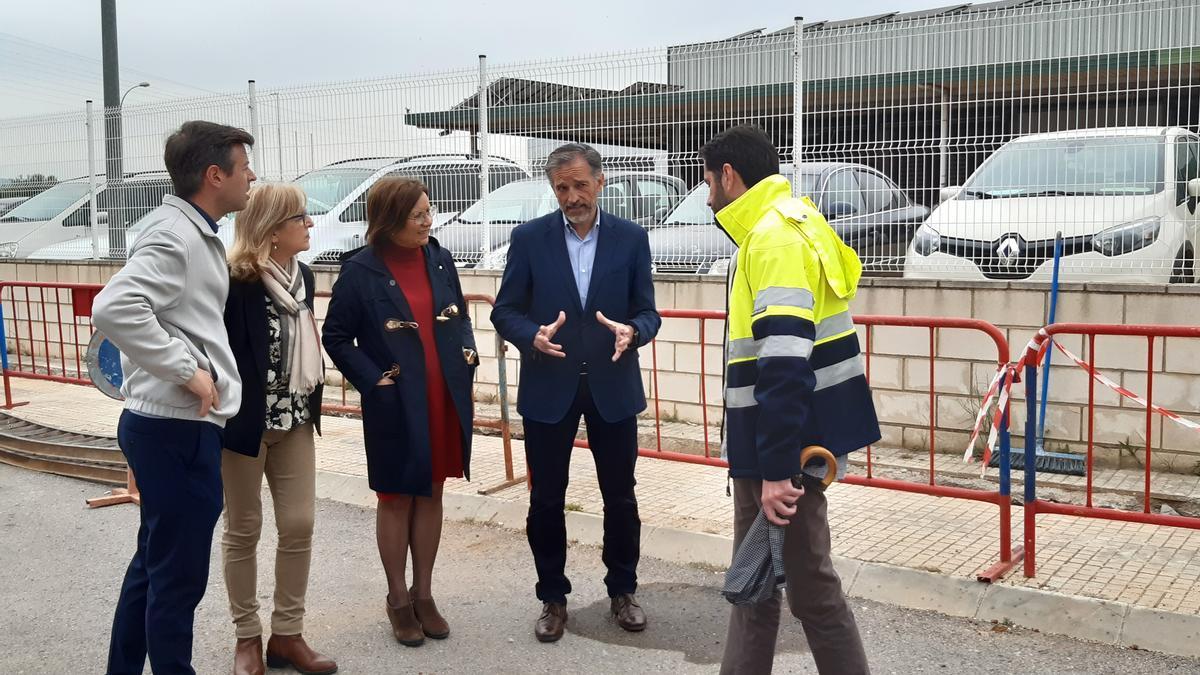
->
[716,175,880,481]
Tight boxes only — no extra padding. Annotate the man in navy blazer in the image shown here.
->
[491,143,661,643]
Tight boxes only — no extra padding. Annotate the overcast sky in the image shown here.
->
[3,0,939,117]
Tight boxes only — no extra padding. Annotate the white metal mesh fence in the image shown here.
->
[0,0,1197,284]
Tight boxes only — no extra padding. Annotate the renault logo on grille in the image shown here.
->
[996,237,1021,265]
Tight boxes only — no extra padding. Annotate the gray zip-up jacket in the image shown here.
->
[92,195,242,426]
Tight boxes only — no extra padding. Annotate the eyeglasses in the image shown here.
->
[282,212,312,225]
[407,205,439,223]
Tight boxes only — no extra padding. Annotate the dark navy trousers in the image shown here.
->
[106,411,224,675]
[522,376,641,605]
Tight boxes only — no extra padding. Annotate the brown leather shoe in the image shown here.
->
[611,594,647,632]
[535,602,568,643]
[233,636,265,675]
[409,587,450,639]
[265,634,337,675]
[386,596,425,647]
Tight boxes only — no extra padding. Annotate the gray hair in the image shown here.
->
[543,143,603,179]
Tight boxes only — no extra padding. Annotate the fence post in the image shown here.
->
[86,100,101,260]
[273,92,284,181]
[791,15,804,196]
[478,54,491,258]
[248,80,262,176]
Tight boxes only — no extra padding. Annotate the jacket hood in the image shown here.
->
[716,174,862,300]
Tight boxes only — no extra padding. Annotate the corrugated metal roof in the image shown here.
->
[757,0,1041,36]
[667,0,1199,89]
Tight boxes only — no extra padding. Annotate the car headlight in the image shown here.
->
[1092,217,1161,257]
[912,225,941,256]
[1094,216,1156,255]
[0,242,18,258]
[706,257,732,276]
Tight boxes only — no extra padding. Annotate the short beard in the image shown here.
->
[709,180,731,213]
[565,206,596,228]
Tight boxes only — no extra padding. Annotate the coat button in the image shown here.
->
[389,280,396,286]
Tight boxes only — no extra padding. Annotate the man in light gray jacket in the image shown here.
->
[95,121,256,675]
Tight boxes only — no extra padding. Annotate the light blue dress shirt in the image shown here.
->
[563,210,600,307]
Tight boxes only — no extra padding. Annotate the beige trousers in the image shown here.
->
[221,422,316,639]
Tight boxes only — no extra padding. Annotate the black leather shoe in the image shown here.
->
[535,602,568,643]
[610,594,646,632]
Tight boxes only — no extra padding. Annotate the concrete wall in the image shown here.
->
[5,260,1200,473]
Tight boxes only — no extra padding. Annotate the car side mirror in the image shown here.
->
[822,201,856,220]
[939,186,962,203]
[1188,178,1200,199]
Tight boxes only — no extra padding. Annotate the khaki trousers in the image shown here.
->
[720,475,870,675]
[221,422,316,639]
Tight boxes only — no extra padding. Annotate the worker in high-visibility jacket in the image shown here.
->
[703,125,880,675]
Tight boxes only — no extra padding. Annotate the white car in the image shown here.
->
[904,127,1200,283]
[2,172,172,260]
[462,171,686,270]
[295,155,527,265]
[26,209,166,260]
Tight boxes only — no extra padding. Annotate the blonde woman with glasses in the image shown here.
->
[221,183,337,675]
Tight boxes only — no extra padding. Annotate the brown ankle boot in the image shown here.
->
[233,636,265,675]
[265,634,337,675]
[385,595,425,647]
[409,587,450,639]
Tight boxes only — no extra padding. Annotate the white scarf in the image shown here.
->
[261,257,325,395]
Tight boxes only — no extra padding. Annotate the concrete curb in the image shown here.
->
[315,470,1200,660]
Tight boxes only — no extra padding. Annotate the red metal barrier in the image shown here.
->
[1,280,1023,578]
[0,281,527,495]
[577,308,1023,581]
[1020,323,1200,578]
[0,281,98,408]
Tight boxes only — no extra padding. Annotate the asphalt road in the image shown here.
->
[1,464,1197,674]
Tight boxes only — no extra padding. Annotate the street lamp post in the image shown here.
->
[120,81,150,108]
[271,92,284,180]
[109,81,150,257]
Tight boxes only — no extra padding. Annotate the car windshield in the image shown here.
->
[661,172,819,226]
[454,180,558,224]
[294,168,373,215]
[0,182,90,223]
[389,166,484,214]
[964,136,1165,197]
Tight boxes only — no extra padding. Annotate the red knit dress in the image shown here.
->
[382,244,464,484]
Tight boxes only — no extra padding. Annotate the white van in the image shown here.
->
[6,172,173,260]
[291,155,527,265]
[904,127,1200,283]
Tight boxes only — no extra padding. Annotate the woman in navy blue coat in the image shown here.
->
[321,177,476,647]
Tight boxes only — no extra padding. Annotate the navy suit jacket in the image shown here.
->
[491,209,661,425]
